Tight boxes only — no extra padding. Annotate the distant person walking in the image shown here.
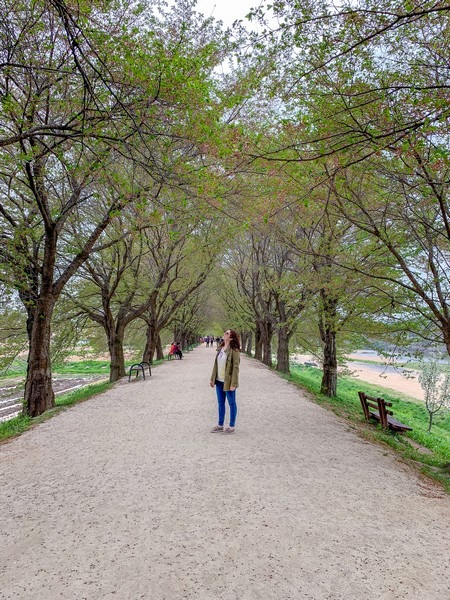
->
[210,329,240,433]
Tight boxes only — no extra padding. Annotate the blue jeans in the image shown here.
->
[215,380,237,428]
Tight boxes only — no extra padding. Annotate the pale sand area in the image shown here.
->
[1,346,449,600]
[346,355,424,401]
[294,354,424,401]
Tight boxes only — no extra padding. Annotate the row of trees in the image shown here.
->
[1,0,450,415]
[0,0,235,415]
[211,0,450,394]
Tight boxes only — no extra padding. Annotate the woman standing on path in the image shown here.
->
[210,329,240,433]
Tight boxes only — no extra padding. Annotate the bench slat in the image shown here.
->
[386,415,413,431]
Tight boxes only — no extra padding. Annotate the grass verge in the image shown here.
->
[287,364,450,493]
[53,360,111,375]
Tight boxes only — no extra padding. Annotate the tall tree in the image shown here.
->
[67,199,219,378]
[333,137,450,357]
[246,1,450,166]
[0,0,228,414]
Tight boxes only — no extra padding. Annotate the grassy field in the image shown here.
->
[53,360,111,375]
[0,359,164,443]
[287,364,450,492]
[1,357,145,378]
[0,380,112,442]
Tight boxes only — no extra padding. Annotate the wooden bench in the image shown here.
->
[358,391,412,432]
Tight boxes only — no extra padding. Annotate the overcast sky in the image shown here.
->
[193,0,263,26]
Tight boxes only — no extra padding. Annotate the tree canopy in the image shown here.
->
[1,0,450,414]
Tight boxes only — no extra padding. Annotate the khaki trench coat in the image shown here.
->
[210,348,240,391]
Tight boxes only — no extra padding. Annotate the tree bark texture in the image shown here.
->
[142,322,159,364]
[319,291,338,397]
[142,325,153,364]
[254,322,262,361]
[108,326,126,382]
[23,225,58,417]
[245,331,253,355]
[276,326,291,374]
[23,295,56,417]
[156,335,164,360]
[262,321,273,367]
[321,333,337,397]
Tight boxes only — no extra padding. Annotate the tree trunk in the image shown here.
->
[240,332,248,353]
[23,296,56,417]
[156,335,164,360]
[142,321,159,364]
[142,325,153,363]
[109,326,126,382]
[319,292,338,397]
[321,331,337,397]
[276,326,291,374]
[444,323,450,360]
[254,322,263,361]
[262,321,273,367]
[245,331,253,356]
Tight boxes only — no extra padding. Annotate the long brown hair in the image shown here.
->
[227,329,241,351]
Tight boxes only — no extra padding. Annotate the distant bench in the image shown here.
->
[358,391,412,433]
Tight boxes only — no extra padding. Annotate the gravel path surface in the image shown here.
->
[1,346,449,600]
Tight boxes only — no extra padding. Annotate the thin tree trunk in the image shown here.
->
[254,322,263,361]
[321,330,337,396]
[156,335,164,360]
[240,332,248,353]
[319,292,338,397]
[245,331,253,356]
[142,325,153,363]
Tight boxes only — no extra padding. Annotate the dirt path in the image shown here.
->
[1,347,449,599]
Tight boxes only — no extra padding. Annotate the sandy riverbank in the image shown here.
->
[293,353,424,401]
